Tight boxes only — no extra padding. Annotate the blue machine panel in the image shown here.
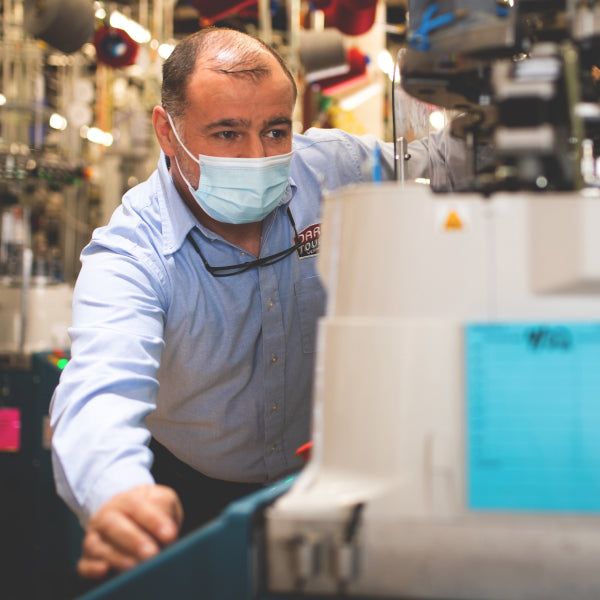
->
[466,323,600,512]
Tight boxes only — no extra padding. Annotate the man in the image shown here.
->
[50,27,448,579]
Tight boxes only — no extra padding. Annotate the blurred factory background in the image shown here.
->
[0,0,409,317]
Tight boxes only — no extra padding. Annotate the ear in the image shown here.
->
[153,106,176,156]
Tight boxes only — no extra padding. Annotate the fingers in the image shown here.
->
[78,556,111,580]
[128,485,183,546]
[79,484,184,578]
[78,527,135,579]
[88,505,161,564]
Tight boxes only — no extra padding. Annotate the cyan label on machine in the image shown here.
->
[465,323,600,512]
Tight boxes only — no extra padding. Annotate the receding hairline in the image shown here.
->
[198,29,273,70]
[191,29,295,97]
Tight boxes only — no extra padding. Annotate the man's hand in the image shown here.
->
[78,484,184,579]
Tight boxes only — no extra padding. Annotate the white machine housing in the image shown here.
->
[265,182,600,599]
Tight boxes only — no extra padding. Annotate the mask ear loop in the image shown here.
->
[166,112,201,192]
[166,112,200,165]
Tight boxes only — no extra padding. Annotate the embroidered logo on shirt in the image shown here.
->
[296,223,321,259]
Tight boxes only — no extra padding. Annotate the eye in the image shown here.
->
[215,130,238,140]
[266,128,289,140]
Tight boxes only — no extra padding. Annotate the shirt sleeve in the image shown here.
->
[346,128,474,189]
[299,126,472,190]
[296,126,443,184]
[50,230,168,526]
[407,128,495,191]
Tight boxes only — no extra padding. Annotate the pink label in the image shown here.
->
[0,408,21,452]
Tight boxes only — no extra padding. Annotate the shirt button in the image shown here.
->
[270,444,276,453]
[271,354,278,363]
[268,299,274,310]
[271,404,278,412]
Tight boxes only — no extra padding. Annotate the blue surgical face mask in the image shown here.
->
[167,113,293,224]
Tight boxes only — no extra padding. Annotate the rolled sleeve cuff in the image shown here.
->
[82,463,156,526]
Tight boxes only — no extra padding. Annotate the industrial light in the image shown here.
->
[0,94,6,106]
[109,11,151,44]
[49,113,68,131]
[377,49,395,81]
[80,126,113,147]
[428,109,446,131]
[158,43,175,60]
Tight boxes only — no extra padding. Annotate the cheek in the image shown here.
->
[265,139,293,157]
[175,150,200,188]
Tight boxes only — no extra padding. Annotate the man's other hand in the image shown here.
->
[78,484,184,579]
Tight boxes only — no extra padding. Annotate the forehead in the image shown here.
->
[185,64,295,122]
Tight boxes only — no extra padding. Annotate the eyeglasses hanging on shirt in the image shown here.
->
[186,207,302,277]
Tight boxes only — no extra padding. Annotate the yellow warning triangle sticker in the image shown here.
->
[445,211,463,230]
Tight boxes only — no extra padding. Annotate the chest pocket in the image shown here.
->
[294,275,326,354]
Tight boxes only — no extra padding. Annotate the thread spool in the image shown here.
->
[312,47,368,96]
[23,0,95,54]
[325,0,378,36]
[94,26,139,69]
[299,28,349,83]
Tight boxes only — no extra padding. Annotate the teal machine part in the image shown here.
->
[0,357,36,600]
[77,476,414,600]
[78,479,294,600]
[1,351,83,600]
[31,352,84,598]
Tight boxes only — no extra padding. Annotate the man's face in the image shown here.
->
[175,57,295,165]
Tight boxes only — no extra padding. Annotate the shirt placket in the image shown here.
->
[259,263,287,479]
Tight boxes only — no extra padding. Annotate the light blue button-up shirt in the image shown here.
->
[50,127,436,524]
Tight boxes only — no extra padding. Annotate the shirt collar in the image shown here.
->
[157,151,196,255]
[156,151,298,255]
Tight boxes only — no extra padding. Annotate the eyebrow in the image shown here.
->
[202,116,292,133]
[267,117,293,128]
